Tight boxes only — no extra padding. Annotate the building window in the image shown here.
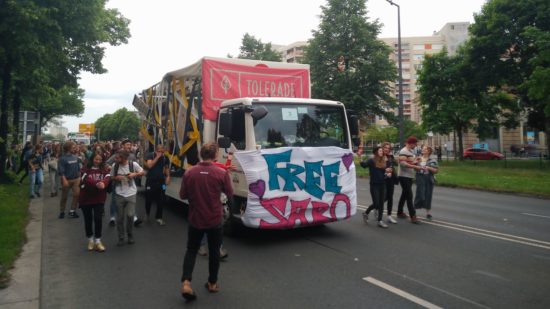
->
[432,44,443,50]
[413,44,424,50]
[413,54,424,61]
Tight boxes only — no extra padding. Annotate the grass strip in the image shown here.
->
[0,175,30,289]
[355,158,550,198]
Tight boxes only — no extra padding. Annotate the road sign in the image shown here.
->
[79,123,95,134]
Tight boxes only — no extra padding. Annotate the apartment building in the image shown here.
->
[275,23,546,153]
[379,22,469,124]
[276,41,308,63]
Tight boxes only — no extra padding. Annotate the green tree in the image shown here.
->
[238,33,282,61]
[95,108,140,141]
[417,48,518,159]
[304,0,396,118]
[468,0,550,154]
[365,125,397,144]
[523,26,550,150]
[363,120,424,146]
[403,119,427,142]
[0,0,130,179]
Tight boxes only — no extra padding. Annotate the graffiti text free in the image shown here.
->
[263,150,342,200]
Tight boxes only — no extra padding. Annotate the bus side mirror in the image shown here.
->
[219,112,232,137]
[217,136,231,149]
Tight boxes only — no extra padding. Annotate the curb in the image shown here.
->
[0,192,43,309]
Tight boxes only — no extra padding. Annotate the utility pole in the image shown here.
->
[386,0,404,148]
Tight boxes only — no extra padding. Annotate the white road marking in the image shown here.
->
[427,219,550,246]
[521,213,550,220]
[363,276,443,309]
[357,205,550,249]
[423,220,550,250]
[474,270,511,282]
[380,268,492,309]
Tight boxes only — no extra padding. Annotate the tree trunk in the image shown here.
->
[453,131,457,160]
[0,61,12,179]
[12,89,21,145]
[457,126,464,161]
[545,118,550,159]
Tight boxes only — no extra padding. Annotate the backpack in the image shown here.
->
[109,160,135,192]
[113,160,135,175]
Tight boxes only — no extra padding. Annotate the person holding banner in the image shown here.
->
[397,136,421,224]
[414,145,438,220]
[382,142,399,224]
[360,146,389,228]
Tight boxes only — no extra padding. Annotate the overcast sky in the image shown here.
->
[60,0,487,132]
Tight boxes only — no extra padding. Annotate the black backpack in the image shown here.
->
[108,160,135,193]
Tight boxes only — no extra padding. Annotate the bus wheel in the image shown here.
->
[222,197,241,237]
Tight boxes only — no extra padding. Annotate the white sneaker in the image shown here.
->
[387,215,397,224]
[378,220,389,228]
[220,247,228,259]
[156,218,166,226]
[198,245,208,256]
[87,239,95,251]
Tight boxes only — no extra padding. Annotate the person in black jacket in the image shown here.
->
[360,146,390,228]
[17,142,33,184]
[144,144,171,225]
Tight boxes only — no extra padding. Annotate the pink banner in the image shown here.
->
[201,59,310,121]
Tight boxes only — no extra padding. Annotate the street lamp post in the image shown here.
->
[386,0,404,148]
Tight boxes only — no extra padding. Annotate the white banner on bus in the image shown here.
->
[234,147,357,229]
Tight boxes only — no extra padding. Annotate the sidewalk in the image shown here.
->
[0,192,43,309]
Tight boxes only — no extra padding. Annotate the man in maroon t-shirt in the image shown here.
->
[179,142,233,300]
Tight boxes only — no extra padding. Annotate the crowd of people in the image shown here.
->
[360,136,439,228]
[10,139,172,251]
[8,135,440,300]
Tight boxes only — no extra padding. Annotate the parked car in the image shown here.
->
[463,148,504,160]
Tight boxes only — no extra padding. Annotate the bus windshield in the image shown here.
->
[252,103,349,149]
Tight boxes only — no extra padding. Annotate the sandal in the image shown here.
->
[181,281,196,301]
[205,282,219,293]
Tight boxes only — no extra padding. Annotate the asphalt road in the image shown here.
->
[39,178,550,309]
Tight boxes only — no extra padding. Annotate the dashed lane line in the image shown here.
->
[363,276,443,309]
[521,213,550,220]
[379,268,492,309]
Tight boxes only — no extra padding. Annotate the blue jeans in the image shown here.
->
[30,169,44,197]
[109,191,118,218]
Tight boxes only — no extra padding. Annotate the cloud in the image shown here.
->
[61,0,486,133]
